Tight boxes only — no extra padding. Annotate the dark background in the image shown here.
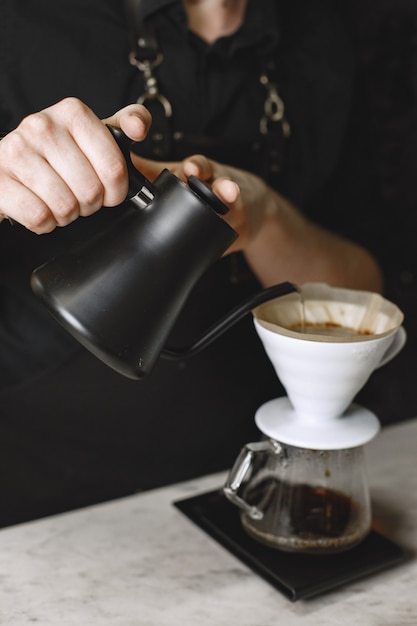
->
[314,0,417,424]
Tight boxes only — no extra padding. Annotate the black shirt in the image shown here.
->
[0,0,355,526]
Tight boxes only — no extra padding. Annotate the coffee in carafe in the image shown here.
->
[225,440,371,554]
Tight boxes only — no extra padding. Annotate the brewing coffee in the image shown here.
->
[290,322,373,337]
[242,477,368,554]
[224,284,405,553]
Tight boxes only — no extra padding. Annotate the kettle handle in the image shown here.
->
[161,281,298,360]
[107,125,154,200]
[108,126,230,215]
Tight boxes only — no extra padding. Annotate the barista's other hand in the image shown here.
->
[181,155,269,253]
[131,153,266,252]
[128,151,385,292]
[0,98,151,234]
[130,153,241,234]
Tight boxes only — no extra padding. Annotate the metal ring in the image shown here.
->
[136,92,173,118]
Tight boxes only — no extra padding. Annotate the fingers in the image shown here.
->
[130,152,214,185]
[130,152,240,209]
[212,178,240,205]
[182,154,213,180]
[0,172,58,233]
[0,99,152,233]
[129,152,208,183]
[184,156,240,205]
[0,119,88,233]
[103,104,152,142]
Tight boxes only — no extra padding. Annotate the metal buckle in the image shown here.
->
[259,72,290,138]
[129,52,173,118]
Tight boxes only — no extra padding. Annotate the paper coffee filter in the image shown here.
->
[253,282,404,342]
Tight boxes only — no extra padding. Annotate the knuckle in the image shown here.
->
[82,181,103,210]
[21,98,89,139]
[0,131,27,162]
[20,110,55,139]
[25,207,55,233]
[105,158,126,186]
[100,160,127,206]
[56,97,90,123]
[53,195,79,220]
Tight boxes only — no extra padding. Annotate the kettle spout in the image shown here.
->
[161,281,299,360]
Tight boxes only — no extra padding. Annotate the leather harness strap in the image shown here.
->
[123,0,290,179]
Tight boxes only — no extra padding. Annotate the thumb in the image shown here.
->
[102,104,152,141]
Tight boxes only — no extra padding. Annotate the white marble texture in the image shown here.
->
[0,419,416,625]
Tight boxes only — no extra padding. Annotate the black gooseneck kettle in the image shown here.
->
[30,127,297,379]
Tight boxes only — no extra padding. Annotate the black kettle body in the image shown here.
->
[31,128,297,379]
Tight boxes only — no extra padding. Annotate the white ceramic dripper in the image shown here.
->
[252,283,406,449]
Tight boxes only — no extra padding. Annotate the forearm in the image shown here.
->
[243,191,384,293]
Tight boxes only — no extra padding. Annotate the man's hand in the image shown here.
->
[0,98,151,233]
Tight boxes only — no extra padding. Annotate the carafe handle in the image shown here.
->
[223,439,282,520]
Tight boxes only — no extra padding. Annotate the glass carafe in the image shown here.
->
[224,438,371,554]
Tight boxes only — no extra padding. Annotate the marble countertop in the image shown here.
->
[0,418,416,625]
